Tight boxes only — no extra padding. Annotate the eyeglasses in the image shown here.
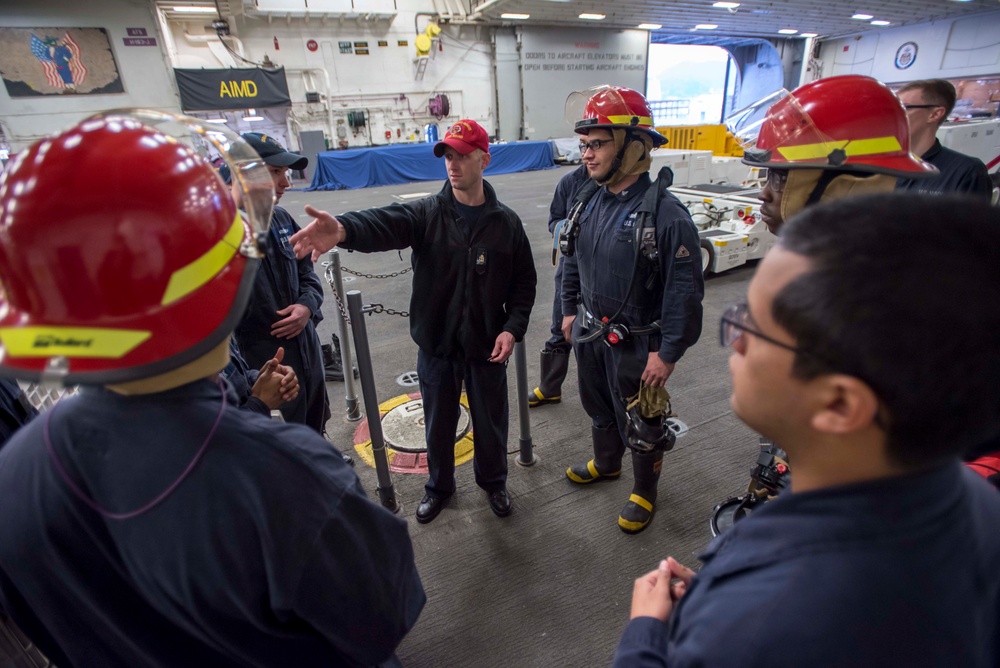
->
[720,302,805,354]
[579,139,610,153]
[764,168,788,194]
[902,104,942,111]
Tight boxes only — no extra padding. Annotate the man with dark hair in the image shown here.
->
[291,119,536,523]
[895,79,992,199]
[529,164,590,407]
[614,193,1000,667]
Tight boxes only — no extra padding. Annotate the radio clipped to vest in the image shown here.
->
[556,179,600,263]
[557,166,673,265]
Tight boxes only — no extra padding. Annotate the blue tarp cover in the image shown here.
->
[307,140,556,191]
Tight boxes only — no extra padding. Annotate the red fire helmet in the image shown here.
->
[570,85,668,146]
[0,110,274,385]
[733,75,936,177]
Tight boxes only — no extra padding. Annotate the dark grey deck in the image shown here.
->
[281,165,761,667]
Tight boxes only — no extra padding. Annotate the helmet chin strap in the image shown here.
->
[781,169,898,223]
[600,130,654,188]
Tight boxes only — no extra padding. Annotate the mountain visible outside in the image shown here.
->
[648,44,735,126]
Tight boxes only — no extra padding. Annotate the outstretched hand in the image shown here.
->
[290,205,347,261]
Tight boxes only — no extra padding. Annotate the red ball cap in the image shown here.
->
[433,119,490,157]
[0,114,256,385]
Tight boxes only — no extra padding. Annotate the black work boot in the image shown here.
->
[323,333,358,382]
[567,425,624,484]
[322,343,344,382]
[529,350,570,407]
[618,450,664,534]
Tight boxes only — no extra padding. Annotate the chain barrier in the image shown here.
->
[323,262,409,321]
[341,265,413,280]
[367,304,409,318]
[323,263,353,326]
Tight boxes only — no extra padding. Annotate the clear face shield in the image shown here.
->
[565,85,626,132]
[87,109,274,258]
[726,88,836,167]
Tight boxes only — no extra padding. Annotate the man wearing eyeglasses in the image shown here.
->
[895,79,993,200]
[560,86,704,534]
[739,75,937,236]
[614,193,1000,667]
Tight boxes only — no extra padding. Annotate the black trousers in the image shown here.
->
[417,348,509,498]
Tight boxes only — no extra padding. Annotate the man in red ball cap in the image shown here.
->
[292,119,536,524]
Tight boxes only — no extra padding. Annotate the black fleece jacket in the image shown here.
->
[338,179,536,361]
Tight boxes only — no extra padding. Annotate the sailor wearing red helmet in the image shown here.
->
[732,74,937,234]
[0,111,424,665]
[560,86,705,535]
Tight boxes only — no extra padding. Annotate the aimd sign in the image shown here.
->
[173,67,291,111]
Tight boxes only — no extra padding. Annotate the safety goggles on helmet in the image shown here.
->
[0,110,274,385]
[727,76,937,179]
[566,85,668,147]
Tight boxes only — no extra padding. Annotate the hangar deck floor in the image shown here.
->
[0,164,762,667]
[281,164,762,668]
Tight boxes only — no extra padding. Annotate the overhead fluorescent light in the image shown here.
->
[205,118,228,123]
[501,13,530,19]
[694,24,718,30]
[712,1,741,8]
[871,19,890,25]
[171,6,218,13]
[637,23,662,30]
[242,115,264,122]
[778,28,798,34]
[851,13,874,20]
[579,13,606,20]
[800,32,818,37]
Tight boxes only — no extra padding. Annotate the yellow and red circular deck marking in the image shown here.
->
[352,392,475,473]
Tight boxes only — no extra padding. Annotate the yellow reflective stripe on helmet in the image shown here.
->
[0,327,151,358]
[777,136,902,162]
[605,114,654,127]
[161,213,244,306]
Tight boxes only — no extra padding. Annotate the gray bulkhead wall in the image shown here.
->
[493,28,522,142]
[516,27,649,141]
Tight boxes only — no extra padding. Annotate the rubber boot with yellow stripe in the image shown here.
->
[566,458,622,484]
[618,450,664,534]
[528,350,569,407]
[566,425,624,484]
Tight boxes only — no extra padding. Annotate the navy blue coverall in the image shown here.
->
[235,206,328,432]
[613,463,1000,667]
[561,172,704,499]
[0,379,425,666]
[544,165,592,356]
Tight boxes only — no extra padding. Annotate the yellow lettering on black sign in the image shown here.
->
[219,80,259,98]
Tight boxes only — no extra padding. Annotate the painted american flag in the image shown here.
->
[29,33,88,89]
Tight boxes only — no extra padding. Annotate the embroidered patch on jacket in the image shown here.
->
[675,245,690,258]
